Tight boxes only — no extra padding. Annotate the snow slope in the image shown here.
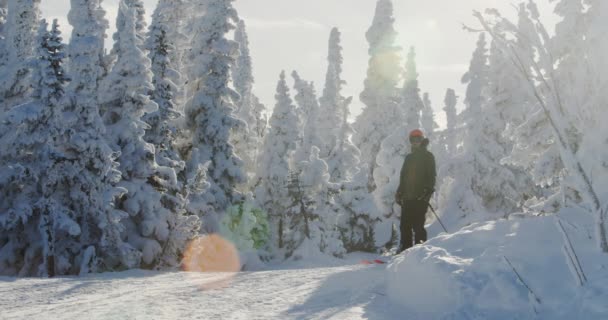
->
[2,211,607,320]
[0,254,400,320]
[387,209,608,319]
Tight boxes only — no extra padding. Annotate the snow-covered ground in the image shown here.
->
[0,253,400,320]
[2,210,607,320]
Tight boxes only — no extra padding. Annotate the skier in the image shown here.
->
[395,129,436,253]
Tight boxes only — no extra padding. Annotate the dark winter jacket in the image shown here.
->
[396,141,436,203]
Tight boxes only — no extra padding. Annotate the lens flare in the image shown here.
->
[182,234,241,273]
[182,234,241,291]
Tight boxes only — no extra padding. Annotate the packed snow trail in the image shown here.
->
[0,259,402,320]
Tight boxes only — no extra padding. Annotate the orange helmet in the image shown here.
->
[409,129,424,138]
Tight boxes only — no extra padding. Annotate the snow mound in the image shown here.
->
[386,211,608,319]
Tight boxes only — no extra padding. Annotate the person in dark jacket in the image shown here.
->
[395,129,436,253]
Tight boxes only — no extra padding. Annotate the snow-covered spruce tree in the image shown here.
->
[147,0,190,108]
[0,19,75,277]
[286,147,345,260]
[99,2,199,269]
[0,0,41,111]
[442,88,458,155]
[183,0,246,233]
[437,33,489,230]
[491,4,565,213]
[106,0,147,70]
[67,0,109,107]
[326,96,360,183]
[255,71,299,254]
[317,27,346,159]
[399,46,424,133]
[336,165,379,252]
[0,0,8,67]
[291,71,322,165]
[145,3,203,268]
[475,0,608,252]
[231,20,267,186]
[371,125,409,246]
[54,0,140,274]
[421,93,438,140]
[353,0,403,191]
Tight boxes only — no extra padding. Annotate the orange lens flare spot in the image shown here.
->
[182,234,241,273]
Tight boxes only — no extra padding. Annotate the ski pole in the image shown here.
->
[427,203,448,233]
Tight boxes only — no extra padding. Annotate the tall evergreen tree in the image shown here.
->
[286,147,345,260]
[145,4,202,268]
[67,0,109,108]
[318,27,346,159]
[353,0,403,191]
[0,0,8,68]
[255,71,299,254]
[64,0,141,273]
[291,71,322,165]
[100,2,199,268]
[107,0,147,69]
[443,88,458,155]
[231,20,267,186]
[400,47,424,133]
[148,0,190,108]
[183,0,246,232]
[336,166,379,252]
[326,96,360,182]
[421,92,437,140]
[0,0,41,111]
[0,19,75,277]
[438,33,489,229]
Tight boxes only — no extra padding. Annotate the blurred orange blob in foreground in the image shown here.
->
[182,234,241,273]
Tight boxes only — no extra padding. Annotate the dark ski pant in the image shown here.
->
[399,200,428,251]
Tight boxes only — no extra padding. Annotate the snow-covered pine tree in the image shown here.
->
[0,19,75,277]
[67,0,109,108]
[437,33,489,229]
[318,27,346,159]
[57,0,140,274]
[145,2,202,268]
[353,0,403,191]
[326,96,360,183]
[145,4,184,173]
[231,20,267,186]
[442,88,458,155]
[0,0,41,111]
[106,0,147,70]
[183,0,246,232]
[496,4,566,212]
[371,125,408,246]
[291,71,322,165]
[475,0,608,251]
[400,46,424,133]
[100,1,199,269]
[147,0,189,108]
[286,147,345,260]
[0,0,8,67]
[255,71,299,254]
[336,165,379,252]
[421,92,438,140]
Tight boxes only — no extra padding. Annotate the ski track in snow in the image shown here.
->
[0,262,402,320]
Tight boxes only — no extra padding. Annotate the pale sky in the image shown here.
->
[41,0,557,127]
